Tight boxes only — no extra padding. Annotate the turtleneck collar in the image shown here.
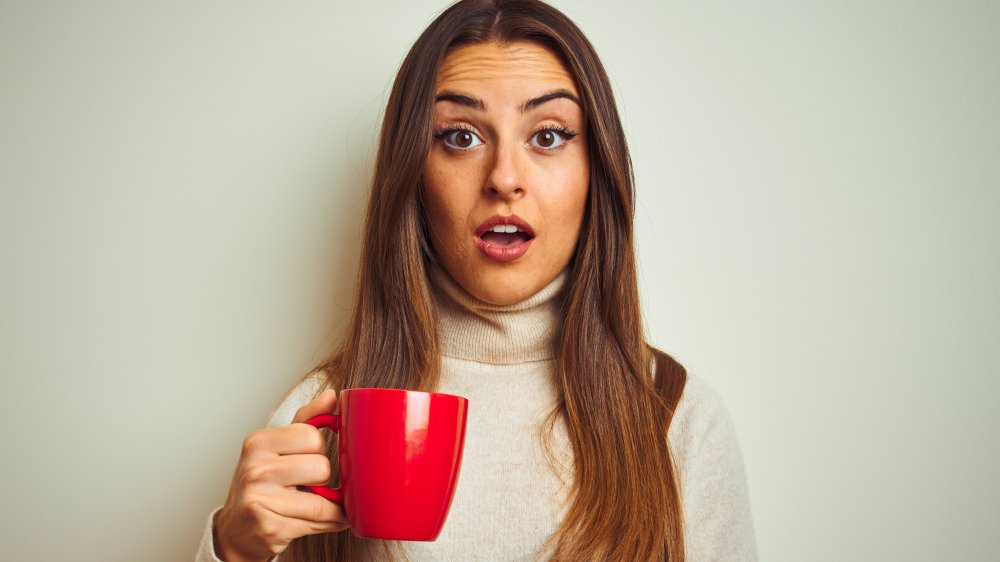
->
[428,260,569,365]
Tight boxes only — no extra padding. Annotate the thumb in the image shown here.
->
[291,388,339,424]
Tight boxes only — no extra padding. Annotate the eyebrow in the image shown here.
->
[434,88,581,114]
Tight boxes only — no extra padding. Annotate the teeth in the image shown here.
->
[490,224,519,233]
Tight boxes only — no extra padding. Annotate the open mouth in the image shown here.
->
[474,214,536,261]
[479,224,533,246]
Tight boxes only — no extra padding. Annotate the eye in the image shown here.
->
[530,126,578,150]
[435,127,484,151]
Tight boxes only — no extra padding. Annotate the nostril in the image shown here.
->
[485,181,523,196]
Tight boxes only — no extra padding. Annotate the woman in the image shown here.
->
[197,1,757,560]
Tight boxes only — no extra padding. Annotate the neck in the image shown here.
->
[428,261,569,365]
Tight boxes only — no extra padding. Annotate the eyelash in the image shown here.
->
[432,124,579,152]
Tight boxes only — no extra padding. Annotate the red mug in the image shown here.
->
[304,388,469,541]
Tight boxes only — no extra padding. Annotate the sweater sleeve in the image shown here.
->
[194,375,326,561]
[669,373,759,562]
[194,506,228,562]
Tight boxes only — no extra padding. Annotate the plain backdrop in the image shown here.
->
[1,1,997,560]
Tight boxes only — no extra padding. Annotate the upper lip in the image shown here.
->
[474,214,536,238]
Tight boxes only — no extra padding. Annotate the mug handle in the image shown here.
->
[303,414,342,505]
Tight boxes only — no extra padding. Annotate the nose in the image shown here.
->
[484,138,526,201]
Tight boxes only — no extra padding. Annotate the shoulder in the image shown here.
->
[264,371,328,428]
[667,371,745,478]
[666,372,759,559]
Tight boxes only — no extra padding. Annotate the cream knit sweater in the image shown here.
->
[196,264,758,561]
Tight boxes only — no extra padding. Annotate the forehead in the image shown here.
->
[436,41,578,98]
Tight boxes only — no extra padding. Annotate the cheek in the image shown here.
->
[544,156,589,243]
[421,158,477,247]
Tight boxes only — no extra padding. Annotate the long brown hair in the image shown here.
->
[286,1,688,560]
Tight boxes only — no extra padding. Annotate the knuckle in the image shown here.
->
[241,431,265,455]
[243,463,271,484]
[245,500,267,523]
[257,514,281,541]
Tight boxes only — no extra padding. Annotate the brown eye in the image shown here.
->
[455,131,474,148]
[439,128,483,150]
[530,128,573,150]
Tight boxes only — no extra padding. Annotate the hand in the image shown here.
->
[214,389,349,562]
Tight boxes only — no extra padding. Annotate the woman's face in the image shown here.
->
[421,40,589,306]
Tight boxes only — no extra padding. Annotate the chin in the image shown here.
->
[468,267,543,306]
[480,289,531,306]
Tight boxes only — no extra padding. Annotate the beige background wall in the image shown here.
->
[1,1,997,560]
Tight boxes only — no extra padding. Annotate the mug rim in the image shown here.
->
[342,387,468,402]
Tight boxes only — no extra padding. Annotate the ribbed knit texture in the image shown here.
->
[430,261,568,365]
[196,263,759,561]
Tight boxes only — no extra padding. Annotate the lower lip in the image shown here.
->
[476,236,533,261]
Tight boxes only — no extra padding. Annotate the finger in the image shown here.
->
[286,514,349,538]
[291,389,338,425]
[262,487,349,525]
[243,424,327,456]
[246,454,332,487]
[248,500,349,546]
